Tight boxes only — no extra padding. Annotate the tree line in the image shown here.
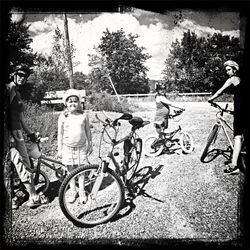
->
[5,14,242,103]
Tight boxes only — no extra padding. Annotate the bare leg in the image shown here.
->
[231,135,242,167]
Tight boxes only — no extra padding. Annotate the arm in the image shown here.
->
[160,96,184,110]
[20,113,33,135]
[208,78,233,102]
[57,114,64,158]
[85,114,93,154]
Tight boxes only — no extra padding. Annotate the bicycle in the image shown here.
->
[8,133,68,203]
[200,102,246,172]
[143,109,194,157]
[58,111,150,227]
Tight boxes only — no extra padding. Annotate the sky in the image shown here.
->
[12,7,240,80]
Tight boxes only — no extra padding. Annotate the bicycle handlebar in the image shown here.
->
[169,108,185,119]
[208,101,234,115]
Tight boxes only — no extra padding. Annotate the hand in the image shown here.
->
[27,133,37,143]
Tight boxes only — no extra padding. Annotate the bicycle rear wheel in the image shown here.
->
[180,132,194,154]
[200,124,219,162]
[59,165,125,227]
[144,135,164,157]
[19,169,50,195]
[126,138,142,182]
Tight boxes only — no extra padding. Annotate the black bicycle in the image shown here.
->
[200,102,246,172]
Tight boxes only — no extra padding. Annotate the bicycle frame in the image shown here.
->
[215,111,234,150]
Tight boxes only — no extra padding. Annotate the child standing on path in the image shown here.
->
[57,89,93,203]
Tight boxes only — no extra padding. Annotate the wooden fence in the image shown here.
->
[41,91,212,105]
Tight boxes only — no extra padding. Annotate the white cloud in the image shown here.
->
[28,12,240,80]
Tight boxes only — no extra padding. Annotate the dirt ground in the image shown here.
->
[3,102,247,248]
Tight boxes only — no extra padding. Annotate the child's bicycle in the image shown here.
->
[143,109,194,157]
[200,102,246,172]
[58,111,150,227]
[8,133,68,203]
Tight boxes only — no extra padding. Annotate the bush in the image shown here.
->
[23,101,59,156]
[86,91,135,113]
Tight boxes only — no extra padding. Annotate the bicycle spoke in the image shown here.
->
[59,166,124,227]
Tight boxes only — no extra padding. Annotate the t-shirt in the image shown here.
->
[154,95,170,122]
[58,112,88,148]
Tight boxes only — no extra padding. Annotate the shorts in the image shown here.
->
[62,144,88,167]
[10,130,32,183]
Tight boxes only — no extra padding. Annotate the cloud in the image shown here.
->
[28,11,240,80]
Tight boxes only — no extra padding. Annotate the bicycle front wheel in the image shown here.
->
[200,124,219,162]
[180,132,194,154]
[59,165,125,227]
[126,138,142,182]
[144,135,164,157]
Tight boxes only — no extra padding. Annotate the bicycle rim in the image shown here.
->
[59,165,124,227]
[144,135,163,157]
[180,132,194,154]
[33,170,50,194]
[126,138,142,182]
[200,124,219,162]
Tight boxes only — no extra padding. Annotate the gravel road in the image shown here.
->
[3,102,247,248]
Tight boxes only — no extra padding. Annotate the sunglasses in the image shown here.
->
[16,73,27,77]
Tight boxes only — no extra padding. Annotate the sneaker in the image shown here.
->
[12,198,19,210]
[26,193,49,208]
[79,192,88,204]
[224,166,240,175]
[67,190,78,203]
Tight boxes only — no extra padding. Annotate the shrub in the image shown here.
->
[86,91,135,113]
[23,101,59,156]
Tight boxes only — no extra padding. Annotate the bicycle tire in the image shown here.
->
[179,131,194,154]
[200,124,219,162]
[19,170,50,195]
[59,165,125,227]
[126,138,142,182]
[144,135,164,157]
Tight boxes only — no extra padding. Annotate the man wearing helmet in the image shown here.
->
[6,64,49,209]
[154,82,184,137]
[208,60,247,174]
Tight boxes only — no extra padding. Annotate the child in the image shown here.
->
[57,89,93,203]
[154,83,184,137]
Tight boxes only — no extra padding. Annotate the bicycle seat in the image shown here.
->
[129,117,143,126]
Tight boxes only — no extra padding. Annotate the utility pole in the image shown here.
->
[63,13,74,88]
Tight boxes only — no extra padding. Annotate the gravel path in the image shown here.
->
[3,102,246,248]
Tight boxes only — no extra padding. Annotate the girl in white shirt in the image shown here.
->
[58,89,93,203]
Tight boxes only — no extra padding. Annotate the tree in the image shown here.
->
[5,13,36,80]
[88,28,151,94]
[163,30,241,92]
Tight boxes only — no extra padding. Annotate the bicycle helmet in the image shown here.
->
[14,64,31,77]
[63,88,82,106]
[224,60,239,71]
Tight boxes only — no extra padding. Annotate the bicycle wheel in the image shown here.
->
[59,165,125,227]
[126,138,142,182]
[144,135,164,157]
[19,170,50,195]
[200,124,219,162]
[179,131,194,154]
